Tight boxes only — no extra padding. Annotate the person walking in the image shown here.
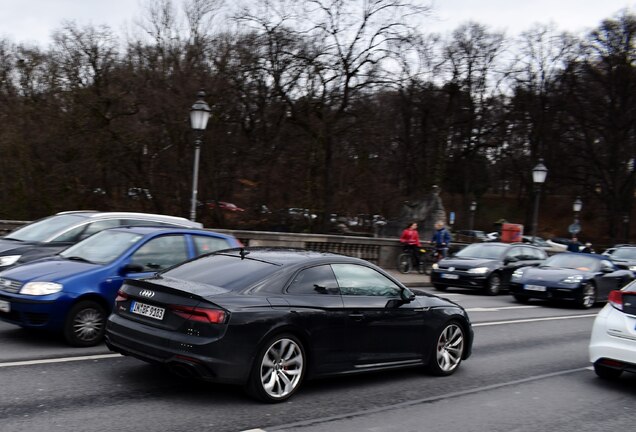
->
[567,237,582,252]
[400,222,421,268]
[431,221,452,258]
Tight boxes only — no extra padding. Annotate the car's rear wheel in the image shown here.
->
[594,362,623,379]
[485,273,501,295]
[63,300,106,347]
[246,334,306,403]
[427,321,465,376]
[578,282,597,309]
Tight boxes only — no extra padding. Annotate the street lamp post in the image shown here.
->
[189,91,211,222]
[571,196,582,238]
[469,201,477,231]
[531,159,548,241]
[623,215,630,243]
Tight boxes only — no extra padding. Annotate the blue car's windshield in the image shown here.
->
[544,254,600,271]
[455,244,508,260]
[5,214,85,242]
[60,230,143,265]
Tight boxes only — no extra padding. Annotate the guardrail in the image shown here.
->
[0,220,468,269]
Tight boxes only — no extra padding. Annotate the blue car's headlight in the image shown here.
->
[0,255,21,267]
[468,267,489,275]
[19,282,63,296]
[629,265,636,271]
[512,269,525,280]
[561,275,584,284]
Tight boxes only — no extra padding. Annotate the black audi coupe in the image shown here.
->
[105,248,473,402]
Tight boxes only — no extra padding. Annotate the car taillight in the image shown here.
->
[115,289,128,302]
[170,305,226,324]
[608,290,623,311]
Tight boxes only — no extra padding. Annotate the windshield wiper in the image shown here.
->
[2,237,25,242]
[64,256,96,264]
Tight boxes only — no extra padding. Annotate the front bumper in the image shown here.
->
[430,270,489,290]
[0,292,70,330]
[508,282,581,302]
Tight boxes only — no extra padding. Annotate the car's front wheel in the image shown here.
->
[485,273,501,296]
[578,282,597,309]
[246,334,306,402]
[63,300,107,347]
[427,321,466,376]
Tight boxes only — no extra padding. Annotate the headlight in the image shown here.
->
[468,267,489,275]
[629,266,636,271]
[561,275,584,284]
[19,282,63,296]
[0,255,21,267]
[432,263,439,270]
[512,269,525,279]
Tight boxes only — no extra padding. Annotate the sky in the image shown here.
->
[0,0,635,47]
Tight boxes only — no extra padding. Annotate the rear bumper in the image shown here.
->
[589,306,636,370]
[105,313,251,385]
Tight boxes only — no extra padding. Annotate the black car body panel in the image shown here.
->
[105,249,473,390]
[431,242,547,292]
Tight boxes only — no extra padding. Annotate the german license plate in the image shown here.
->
[0,300,9,313]
[441,273,459,280]
[130,301,165,320]
[524,284,546,292]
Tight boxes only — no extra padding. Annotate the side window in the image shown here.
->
[192,235,231,257]
[529,247,547,260]
[331,264,401,297]
[506,247,525,260]
[287,265,339,295]
[130,235,188,271]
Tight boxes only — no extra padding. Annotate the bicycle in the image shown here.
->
[397,245,431,275]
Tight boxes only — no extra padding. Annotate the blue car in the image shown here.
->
[508,252,634,308]
[0,226,240,346]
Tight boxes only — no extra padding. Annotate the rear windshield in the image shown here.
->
[162,254,281,291]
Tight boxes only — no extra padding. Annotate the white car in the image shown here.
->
[589,281,636,378]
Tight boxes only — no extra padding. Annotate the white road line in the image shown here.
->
[466,305,539,312]
[473,313,597,327]
[0,353,121,368]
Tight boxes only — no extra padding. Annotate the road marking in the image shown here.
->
[473,313,597,327]
[0,353,121,368]
[466,305,539,312]
[243,366,590,432]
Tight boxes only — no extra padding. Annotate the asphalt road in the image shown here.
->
[1,288,634,432]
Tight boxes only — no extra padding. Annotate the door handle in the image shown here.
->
[349,313,364,321]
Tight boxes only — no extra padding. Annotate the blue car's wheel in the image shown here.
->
[63,300,107,347]
[577,282,597,309]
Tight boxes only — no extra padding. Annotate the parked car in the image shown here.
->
[508,253,634,308]
[105,248,474,402]
[430,242,547,295]
[0,211,203,270]
[455,230,488,242]
[0,226,240,346]
[589,281,636,379]
[604,245,636,271]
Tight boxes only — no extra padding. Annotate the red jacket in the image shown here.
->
[400,228,421,246]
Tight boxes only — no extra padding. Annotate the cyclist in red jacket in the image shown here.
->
[400,222,421,267]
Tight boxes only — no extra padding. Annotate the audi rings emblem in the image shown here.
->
[139,289,155,298]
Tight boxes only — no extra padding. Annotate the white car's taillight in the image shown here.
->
[608,290,623,311]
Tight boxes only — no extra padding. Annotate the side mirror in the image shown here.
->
[400,288,416,302]
[121,263,145,274]
[504,256,518,264]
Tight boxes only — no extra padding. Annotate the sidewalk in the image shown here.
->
[384,269,431,288]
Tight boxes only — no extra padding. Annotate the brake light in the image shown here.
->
[608,290,623,311]
[115,289,129,302]
[171,305,226,324]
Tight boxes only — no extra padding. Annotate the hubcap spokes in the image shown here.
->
[437,325,464,372]
[261,338,304,398]
[73,308,103,341]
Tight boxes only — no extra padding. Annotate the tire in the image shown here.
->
[63,300,107,347]
[593,362,623,379]
[485,273,501,296]
[578,282,597,309]
[427,321,466,376]
[433,284,447,291]
[397,254,412,274]
[246,334,306,403]
[513,294,530,304]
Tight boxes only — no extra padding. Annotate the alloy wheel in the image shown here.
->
[73,307,104,343]
[259,337,305,400]
[435,323,465,374]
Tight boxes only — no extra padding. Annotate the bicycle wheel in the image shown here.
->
[397,253,412,273]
